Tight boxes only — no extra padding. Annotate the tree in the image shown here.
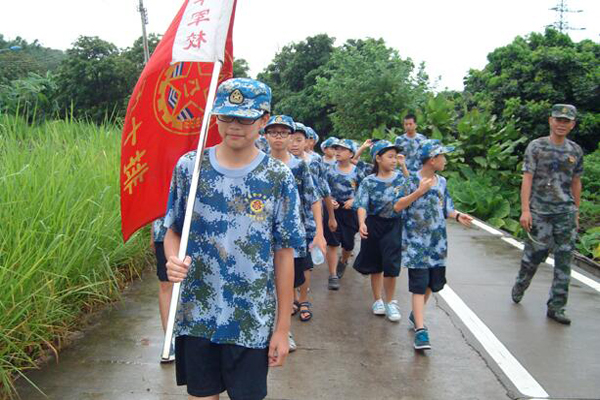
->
[464,28,599,152]
[54,36,138,123]
[0,34,65,84]
[315,38,428,139]
[122,33,162,75]
[233,58,250,78]
[258,34,336,135]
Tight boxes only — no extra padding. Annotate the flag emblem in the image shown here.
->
[154,62,212,136]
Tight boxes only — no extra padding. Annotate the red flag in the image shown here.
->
[120,0,237,241]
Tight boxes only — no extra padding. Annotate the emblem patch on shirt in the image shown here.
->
[247,193,268,221]
[568,155,575,164]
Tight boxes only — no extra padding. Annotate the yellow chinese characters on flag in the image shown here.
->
[120,0,237,241]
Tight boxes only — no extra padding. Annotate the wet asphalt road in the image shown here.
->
[14,221,600,400]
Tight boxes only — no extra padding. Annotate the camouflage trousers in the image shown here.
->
[514,211,577,311]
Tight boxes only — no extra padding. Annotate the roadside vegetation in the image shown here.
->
[0,113,149,397]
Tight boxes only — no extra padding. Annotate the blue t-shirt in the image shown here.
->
[286,155,320,244]
[325,163,367,202]
[402,171,454,269]
[164,147,305,348]
[354,172,408,219]
[395,133,427,172]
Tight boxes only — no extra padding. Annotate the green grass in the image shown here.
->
[0,113,149,398]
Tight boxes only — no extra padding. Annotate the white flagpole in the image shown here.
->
[161,59,223,360]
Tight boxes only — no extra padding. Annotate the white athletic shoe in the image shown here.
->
[288,332,297,352]
[372,299,386,315]
[385,300,402,322]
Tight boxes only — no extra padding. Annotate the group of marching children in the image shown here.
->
[258,111,473,352]
[155,78,475,399]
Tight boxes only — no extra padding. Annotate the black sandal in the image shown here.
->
[299,302,312,322]
[291,300,300,316]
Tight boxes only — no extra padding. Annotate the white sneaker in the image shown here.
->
[288,332,297,352]
[372,299,385,315]
[385,300,402,322]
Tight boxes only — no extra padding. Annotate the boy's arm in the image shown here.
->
[351,139,372,164]
[520,172,533,232]
[311,201,326,254]
[393,178,433,213]
[324,196,338,231]
[270,247,294,367]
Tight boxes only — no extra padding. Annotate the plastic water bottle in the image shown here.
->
[310,247,325,265]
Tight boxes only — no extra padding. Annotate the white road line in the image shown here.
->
[466,216,600,293]
[439,285,549,399]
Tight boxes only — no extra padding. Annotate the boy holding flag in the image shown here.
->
[164,78,305,400]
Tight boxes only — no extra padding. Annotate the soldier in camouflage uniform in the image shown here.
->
[164,78,305,399]
[394,113,428,173]
[512,104,584,325]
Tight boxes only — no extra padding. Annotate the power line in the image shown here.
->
[547,0,585,33]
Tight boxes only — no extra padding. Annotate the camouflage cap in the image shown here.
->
[265,115,295,132]
[212,78,271,119]
[333,138,357,155]
[551,104,577,120]
[306,127,319,143]
[370,140,401,159]
[293,122,308,137]
[420,139,455,161]
[320,137,339,151]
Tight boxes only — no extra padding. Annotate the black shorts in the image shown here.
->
[294,253,313,288]
[323,205,358,251]
[408,268,447,294]
[353,215,402,277]
[154,242,169,282]
[175,335,268,400]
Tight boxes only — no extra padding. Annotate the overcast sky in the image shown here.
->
[1,0,598,90]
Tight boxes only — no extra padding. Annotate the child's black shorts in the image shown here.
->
[353,215,402,277]
[408,267,447,294]
[294,252,313,288]
[154,242,169,282]
[175,335,268,400]
[323,205,358,251]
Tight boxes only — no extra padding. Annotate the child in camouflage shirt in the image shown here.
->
[353,141,422,322]
[164,78,305,400]
[264,115,326,331]
[511,104,583,325]
[401,140,472,351]
[323,139,368,289]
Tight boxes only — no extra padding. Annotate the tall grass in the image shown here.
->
[0,113,149,398]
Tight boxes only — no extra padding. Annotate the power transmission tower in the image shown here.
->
[548,0,585,33]
[138,0,150,64]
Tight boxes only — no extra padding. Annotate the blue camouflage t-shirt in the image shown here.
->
[286,155,320,244]
[354,172,407,219]
[402,171,454,269]
[152,217,167,242]
[395,133,427,172]
[164,147,305,349]
[305,153,331,199]
[325,163,367,202]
